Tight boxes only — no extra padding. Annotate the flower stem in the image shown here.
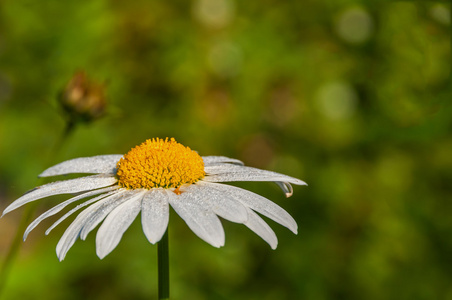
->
[0,201,38,296]
[158,229,170,300]
[0,122,76,298]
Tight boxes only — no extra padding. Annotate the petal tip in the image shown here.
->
[96,246,112,260]
[2,206,13,216]
[57,251,66,262]
[96,244,109,259]
[147,236,161,244]
[288,223,298,234]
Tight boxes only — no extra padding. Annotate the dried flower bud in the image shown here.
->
[59,71,107,124]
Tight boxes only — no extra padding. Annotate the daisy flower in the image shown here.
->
[2,138,306,261]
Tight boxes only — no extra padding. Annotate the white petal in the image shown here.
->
[185,183,248,223]
[79,190,140,240]
[244,209,278,249]
[141,189,170,244]
[45,190,120,236]
[206,182,298,234]
[55,190,127,261]
[202,156,244,166]
[24,186,119,241]
[2,175,118,216]
[39,155,123,177]
[275,182,294,197]
[96,191,145,259]
[204,165,307,186]
[168,190,225,247]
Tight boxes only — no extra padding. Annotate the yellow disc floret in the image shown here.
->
[116,138,205,190]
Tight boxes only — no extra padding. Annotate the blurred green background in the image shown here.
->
[0,0,451,299]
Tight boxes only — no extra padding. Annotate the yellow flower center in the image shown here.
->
[116,138,205,190]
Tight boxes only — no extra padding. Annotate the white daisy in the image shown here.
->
[2,138,306,261]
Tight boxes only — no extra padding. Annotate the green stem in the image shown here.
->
[0,122,76,299]
[158,229,170,300]
[0,202,38,295]
[52,119,76,156]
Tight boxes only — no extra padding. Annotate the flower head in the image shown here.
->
[2,138,306,261]
[59,71,107,123]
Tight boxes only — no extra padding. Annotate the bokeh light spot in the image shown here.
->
[336,7,374,44]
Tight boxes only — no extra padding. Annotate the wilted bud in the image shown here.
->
[59,71,107,124]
